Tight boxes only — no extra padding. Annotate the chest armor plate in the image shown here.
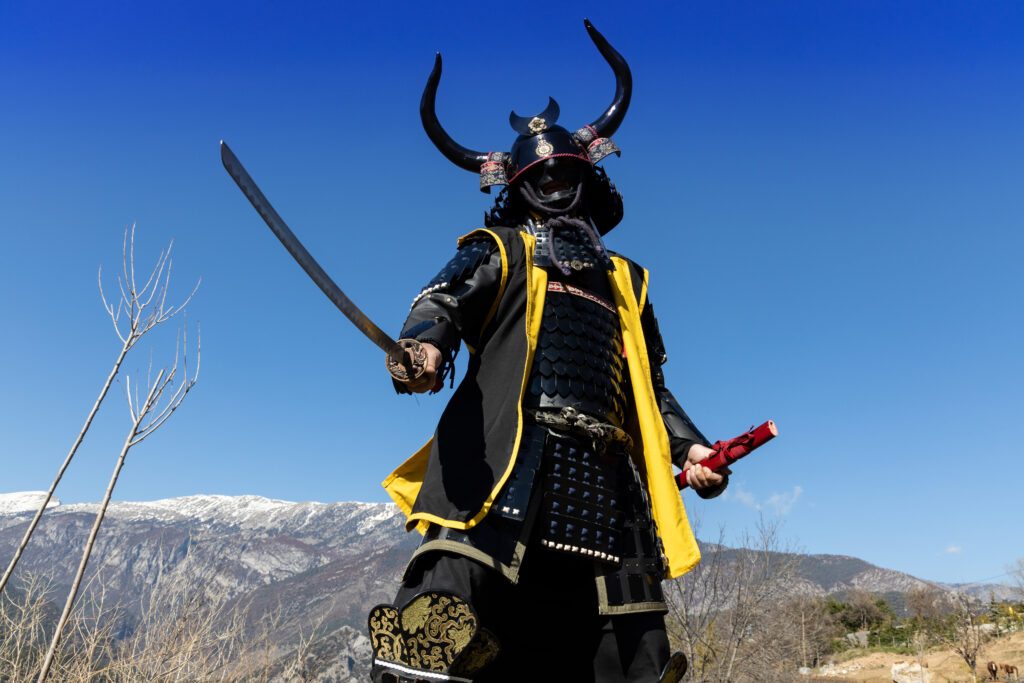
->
[524,268,628,426]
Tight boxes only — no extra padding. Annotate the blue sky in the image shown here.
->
[1,1,1021,585]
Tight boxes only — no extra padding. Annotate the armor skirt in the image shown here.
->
[368,421,676,682]
[381,547,672,682]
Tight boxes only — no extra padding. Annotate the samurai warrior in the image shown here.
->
[368,20,728,683]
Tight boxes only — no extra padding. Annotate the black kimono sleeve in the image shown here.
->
[641,299,730,500]
[393,238,504,394]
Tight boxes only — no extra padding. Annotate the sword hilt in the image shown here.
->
[385,339,428,383]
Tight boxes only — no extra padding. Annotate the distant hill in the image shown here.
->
[0,492,1014,679]
[0,492,419,681]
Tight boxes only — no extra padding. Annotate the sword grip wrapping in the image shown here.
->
[386,339,428,383]
[676,420,777,490]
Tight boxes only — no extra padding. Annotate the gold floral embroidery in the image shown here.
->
[368,592,501,677]
[400,593,477,671]
[367,604,403,662]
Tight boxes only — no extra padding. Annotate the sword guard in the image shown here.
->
[386,339,428,383]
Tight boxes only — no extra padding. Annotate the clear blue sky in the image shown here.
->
[1,1,1021,585]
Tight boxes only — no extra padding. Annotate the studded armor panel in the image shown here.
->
[535,432,631,564]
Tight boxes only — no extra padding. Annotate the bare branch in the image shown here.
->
[6,222,202,680]
[97,266,129,346]
[665,515,806,682]
[167,275,202,320]
[128,222,138,298]
[2,222,200,617]
[154,251,173,315]
[132,325,200,446]
[116,274,131,326]
[1009,557,1024,601]
[124,375,137,423]
[121,225,130,295]
[137,243,170,309]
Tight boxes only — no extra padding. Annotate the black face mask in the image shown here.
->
[519,158,588,215]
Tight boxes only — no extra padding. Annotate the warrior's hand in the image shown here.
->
[683,444,726,490]
[397,342,442,393]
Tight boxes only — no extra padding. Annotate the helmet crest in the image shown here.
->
[420,19,631,193]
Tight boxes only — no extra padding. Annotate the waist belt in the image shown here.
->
[526,406,633,451]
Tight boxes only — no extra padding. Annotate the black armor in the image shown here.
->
[412,239,495,308]
[400,421,671,612]
[394,239,503,391]
[525,279,627,426]
[535,431,629,563]
[531,217,614,272]
[371,19,728,683]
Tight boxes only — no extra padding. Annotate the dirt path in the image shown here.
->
[809,631,1024,682]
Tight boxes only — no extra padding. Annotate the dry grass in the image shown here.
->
[0,571,319,683]
[817,631,1024,682]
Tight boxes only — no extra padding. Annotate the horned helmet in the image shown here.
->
[420,19,631,233]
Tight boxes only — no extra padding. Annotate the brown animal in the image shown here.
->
[989,661,1000,680]
[1001,663,1019,681]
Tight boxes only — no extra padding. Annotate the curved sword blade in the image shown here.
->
[220,141,398,354]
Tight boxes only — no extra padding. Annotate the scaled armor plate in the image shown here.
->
[524,279,627,426]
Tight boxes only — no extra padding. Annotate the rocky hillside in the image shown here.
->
[0,492,420,682]
[0,492,1013,679]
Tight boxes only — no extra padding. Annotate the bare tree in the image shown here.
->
[906,585,946,675]
[35,231,200,683]
[781,593,840,670]
[0,225,199,598]
[944,592,990,683]
[0,572,121,683]
[664,515,804,683]
[0,567,308,682]
[102,564,255,681]
[1010,557,1024,602]
[906,586,945,627]
[0,573,53,680]
[272,598,336,683]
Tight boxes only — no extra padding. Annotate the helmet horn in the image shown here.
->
[583,19,632,138]
[420,53,489,172]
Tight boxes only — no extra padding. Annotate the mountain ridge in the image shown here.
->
[0,491,1013,681]
[1,491,1009,598]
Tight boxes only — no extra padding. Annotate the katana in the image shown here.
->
[220,141,425,382]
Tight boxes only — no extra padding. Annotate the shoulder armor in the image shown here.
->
[411,239,495,309]
[645,302,668,365]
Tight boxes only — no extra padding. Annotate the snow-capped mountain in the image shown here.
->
[0,493,419,682]
[0,491,60,515]
[0,492,1013,679]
